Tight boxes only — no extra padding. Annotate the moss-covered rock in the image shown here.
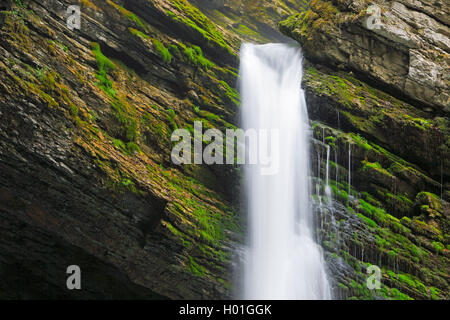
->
[280,0,450,113]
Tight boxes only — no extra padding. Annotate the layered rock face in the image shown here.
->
[0,0,448,300]
[281,0,449,299]
[280,0,449,113]
[188,0,310,42]
[0,0,248,299]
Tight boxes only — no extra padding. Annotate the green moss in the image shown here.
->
[375,234,389,248]
[337,283,349,291]
[361,160,382,171]
[386,270,397,279]
[165,221,183,237]
[110,99,138,142]
[432,241,445,253]
[235,24,260,38]
[386,192,414,216]
[48,39,68,52]
[88,109,97,123]
[408,243,421,258]
[415,192,442,212]
[183,45,214,70]
[69,104,79,117]
[389,288,413,300]
[166,0,232,54]
[113,138,126,150]
[398,274,416,288]
[361,191,381,207]
[166,108,178,131]
[90,43,139,143]
[188,256,206,276]
[357,213,377,228]
[128,27,149,39]
[429,287,441,300]
[195,207,221,243]
[108,0,148,32]
[126,141,141,154]
[358,199,388,226]
[351,133,372,151]
[217,278,231,290]
[325,136,336,147]
[279,1,338,40]
[106,173,145,196]
[197,110,221,122]
[400,216,411,225]
[218,80,239,106]
[91,42,116,97]
[193,105,200,114]
[167,44,182,59]
[36,68,57,92]
[302,66,438,160]
[387,250,397,259]
[39,89,59,108]
[153,39,172,63]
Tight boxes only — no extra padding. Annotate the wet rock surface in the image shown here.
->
[280,0,450,113]
[0,0,448,300]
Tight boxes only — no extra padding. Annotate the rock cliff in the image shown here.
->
[281,0,449,299]
[0,0,245,299]
[0,0,448,299]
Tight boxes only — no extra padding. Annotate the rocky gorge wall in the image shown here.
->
[281,0,449,299]
[0,0,248,299]
[0,0,448,300]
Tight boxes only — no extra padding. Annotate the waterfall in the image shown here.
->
[335,148,339,187]
[240,43,331,300]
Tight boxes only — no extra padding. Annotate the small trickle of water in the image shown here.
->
[335,148,338,185]
[325,145,332,201]
[348,143,352,200]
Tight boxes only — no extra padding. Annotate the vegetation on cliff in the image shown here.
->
[0,0,447,300]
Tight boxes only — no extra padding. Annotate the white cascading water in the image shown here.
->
[240,43,331,300]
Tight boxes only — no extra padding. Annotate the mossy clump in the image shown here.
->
[235,24,261,38]
[36,67,57,92]
[166,0,232,54]
[325,136,336,147]
[166,108,178,131]
[415,192,442,213]
[153,39,172,63]
[105,173,145,196]
[218,80,239,106]
[386,192,414,217]
[350,133,372,151]
[279,0,365,42]
[279,0,337,40]
[91,42,116,97]
[429,287,441,300]
[113,139,140,155]
[110,98,138,142]
[357,213,377,228]
[91,43,139,144]
[431,241,445,254]
[183,45,214,70]
[358,199,390,227]
[188,256,206,277]
[389,288,413,300]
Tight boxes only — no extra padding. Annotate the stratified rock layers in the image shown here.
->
[281,0,449,299]
[0,0,244,299]
[0,0,448,300]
